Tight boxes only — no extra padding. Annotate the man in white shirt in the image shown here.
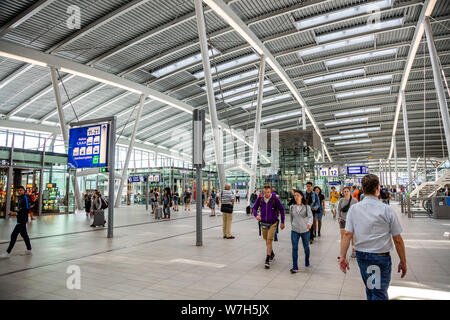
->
[339,174,407,300]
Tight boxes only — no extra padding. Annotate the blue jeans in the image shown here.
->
[291,230,310,269]
[356,251,392,300]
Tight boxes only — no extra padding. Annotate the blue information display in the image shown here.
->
[347,165,369,175]
[68,124,109,169]
[128,176,143,183]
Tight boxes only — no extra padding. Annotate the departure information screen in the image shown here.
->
[346,166,368,175]
[68,123,109,168]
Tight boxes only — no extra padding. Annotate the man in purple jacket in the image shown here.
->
[253,185,285,269]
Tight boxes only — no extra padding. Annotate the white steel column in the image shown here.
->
[389,160,393,188]
[248,57,265,205]
[424,17,450,162]
[379,159,383,185]
[393,136,399,190]
[195,0,225,190]
[401,91,413,193]
[50,67,82,209]
[50,67,68,149]
[114,93,146,208]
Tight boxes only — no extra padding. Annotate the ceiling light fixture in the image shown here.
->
[335,138,371,145]
[334,107,381,117]
[193,53,259,79]
[325,117,368,126]
[304,69,365,85]
[298,35,374,57]
[325,48,397,67]
[333,75,393,88]
[335,86,390,99]
[294,0,393,31]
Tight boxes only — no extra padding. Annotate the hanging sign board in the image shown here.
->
[347,166,368,175]
[68,124,109,168]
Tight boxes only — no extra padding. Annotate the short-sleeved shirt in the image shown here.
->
[345,195,403,253]
[330,191,340,203]
[220,190,235,205]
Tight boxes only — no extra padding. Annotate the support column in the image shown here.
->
[424,18,450,162]
[393,136,399,190]
[248,57,265,205]
[401,91,413,193]
[5,134,14,217]
[115,94,146,208]
[49,67,68,149]
[379,159,382,184]
[195,0,225,190]
[389,160,392,189]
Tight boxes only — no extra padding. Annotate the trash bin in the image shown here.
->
[431,196,450,219]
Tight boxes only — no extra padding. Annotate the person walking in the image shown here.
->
[162,187,173,220]
[235,189,240,203]
[304,182,320,244]
[289,189,313,273]
[173,190,179,212]
[329,186,340,219]
[313,186,325,237]
[209,189,216,216]
[340,174,407,300]
[252,185,286,269]
[183,188,191,211]
[0,186,32,258]
[90,190,106,227]
[28,186,38,220]
[218,183,235,239]
[249,190,258,210]
[337,187,358,259]
[352,185,360,202]
[84,190,92,217]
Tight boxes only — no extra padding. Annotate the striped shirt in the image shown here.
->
[220,189,235,204]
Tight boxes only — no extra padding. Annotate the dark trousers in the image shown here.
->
[7,223,32,253]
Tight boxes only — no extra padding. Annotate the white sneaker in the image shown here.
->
[0,252,10,259]
[23,250,32,256]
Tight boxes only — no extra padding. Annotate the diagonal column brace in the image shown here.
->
[195,0,226,190]
[115,93,146,207]
[401,91,413,193]
[424,17,450,162]
[248,56,265,205]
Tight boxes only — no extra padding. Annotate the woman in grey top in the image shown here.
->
[337,186,358,259]
[90,190,105,228]
[289,189,313,273]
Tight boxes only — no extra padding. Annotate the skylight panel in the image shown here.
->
[152,48,220,78]
[325,48,397,67]
[240,93,292,109]
[339,151,371,155]
[340,126,380,134]
[261,111,302,123]
[330,133,369,140]
[223,86,275,103]
[204,69,258,90]
[217,80,271,98]
[333,75,392,88]
[324,117,368,127]
[294,0,393,31]
[193,53,259,79]
[335,139,371,146]
[334,107,381,117]
[303,69,364,85]
[316,18,404,43]
[298,35,374,57]
[335,86,390,99]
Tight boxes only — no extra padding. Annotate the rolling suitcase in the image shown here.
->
[93,210,106,227]
[155,207,162,219]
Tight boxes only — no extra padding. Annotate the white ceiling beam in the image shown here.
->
[0,0,56,37]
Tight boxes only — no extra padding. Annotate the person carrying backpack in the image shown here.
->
[0,186,32,258]
[252,185,285,269]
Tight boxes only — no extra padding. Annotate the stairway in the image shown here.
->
[410,170,450,199]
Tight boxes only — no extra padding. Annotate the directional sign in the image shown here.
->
[68,123,109,168]
[329,167,339,176]
[347,166,369,175]
[319,167,329,177]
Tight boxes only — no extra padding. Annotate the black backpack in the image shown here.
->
[100,196,108,209]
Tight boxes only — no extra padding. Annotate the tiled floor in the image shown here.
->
[0,201,449,300]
